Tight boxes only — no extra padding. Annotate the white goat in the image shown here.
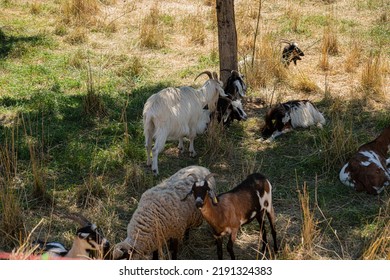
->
[143,71,227,175]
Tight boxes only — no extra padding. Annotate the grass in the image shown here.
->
[0,0,389,260]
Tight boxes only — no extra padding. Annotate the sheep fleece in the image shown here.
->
[114,165,215,259]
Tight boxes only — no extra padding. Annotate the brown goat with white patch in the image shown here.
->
[339,126,390,194]
[183,173,277,260]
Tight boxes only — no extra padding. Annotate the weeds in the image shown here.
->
[139,4,165,49]
[61,0,100,26]
[362,198,390,259]
[82,62,107,118]
[360,51,386,97]
[297,181,319,258]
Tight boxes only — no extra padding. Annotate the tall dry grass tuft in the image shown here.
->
[182,12,206,45]
[297,181,319,257]
[284,4,302,33]
[77,174,107,208]
[139,4,165,49]
[317,108,358,173]
[241,36,288,89]
[83,62,107,118]
[362,198,390,259]
[291,71,319,93]
[319,25,339,70]
[123,162,154,196]
[203,118,234,165]
[0,133,23,249]
[62,0,100,25]
[360,52,386,97]
[344,40,362,72]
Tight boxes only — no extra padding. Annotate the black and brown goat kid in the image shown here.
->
[183,173,277,260]
[281,40,304,67]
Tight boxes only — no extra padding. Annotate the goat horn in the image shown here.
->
[212,71,219,80]
[280,39,292,45]
[204,173,217,182]
[194,71,213,81]
[63,213,91,227]
[208,189,219,205]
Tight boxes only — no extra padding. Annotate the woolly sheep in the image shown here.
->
[113,165,216,260]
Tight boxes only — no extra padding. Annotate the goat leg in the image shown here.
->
[226,236,236,260]
[216,238,223,260]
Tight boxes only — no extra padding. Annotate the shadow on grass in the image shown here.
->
[0,28,50,59]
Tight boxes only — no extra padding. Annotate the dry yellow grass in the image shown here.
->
[1,0,389,261]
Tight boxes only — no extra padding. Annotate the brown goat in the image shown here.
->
[339,126,390,194]
[183,173,277,260]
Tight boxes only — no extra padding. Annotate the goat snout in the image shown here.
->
[195,197,204,208]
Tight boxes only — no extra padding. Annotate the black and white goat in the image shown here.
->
[183,173,277,260]
[339,126,390,194]
[223,70,247,99]
[34,214,110,259]
[281,40,304,67]
[213,70,248,126]
[260,100,326,142]
[215,97,247,127]
[143,71,227,175]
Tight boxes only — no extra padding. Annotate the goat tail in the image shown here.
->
[143,112,155,142]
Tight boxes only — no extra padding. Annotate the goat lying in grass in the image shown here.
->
[183,172,277,260]
[34,213,110,259]
[339,126,390,194]
[260,100,325,142]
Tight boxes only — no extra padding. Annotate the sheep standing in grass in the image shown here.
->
[143,71,227,175]
[113,165,216,260]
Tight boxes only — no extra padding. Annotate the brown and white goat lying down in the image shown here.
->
[339,126,390,195]
[183,173,277,260]
[260,100,326,141]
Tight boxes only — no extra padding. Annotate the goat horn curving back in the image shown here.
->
[280,39,293,45]
[204,173,217,182]
[194,71,213,81]
[63,213,92,227]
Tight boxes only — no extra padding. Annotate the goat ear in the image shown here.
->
[208,189,218,205]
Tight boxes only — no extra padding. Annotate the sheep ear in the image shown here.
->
[181,190,193,201]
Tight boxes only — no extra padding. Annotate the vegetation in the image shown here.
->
[0,0,389,260]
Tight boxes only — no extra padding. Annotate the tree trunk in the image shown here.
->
[216,0,237,84]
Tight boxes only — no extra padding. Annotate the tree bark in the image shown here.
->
[216,0,237,84]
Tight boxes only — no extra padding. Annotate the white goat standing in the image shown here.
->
[143,71,227,175]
